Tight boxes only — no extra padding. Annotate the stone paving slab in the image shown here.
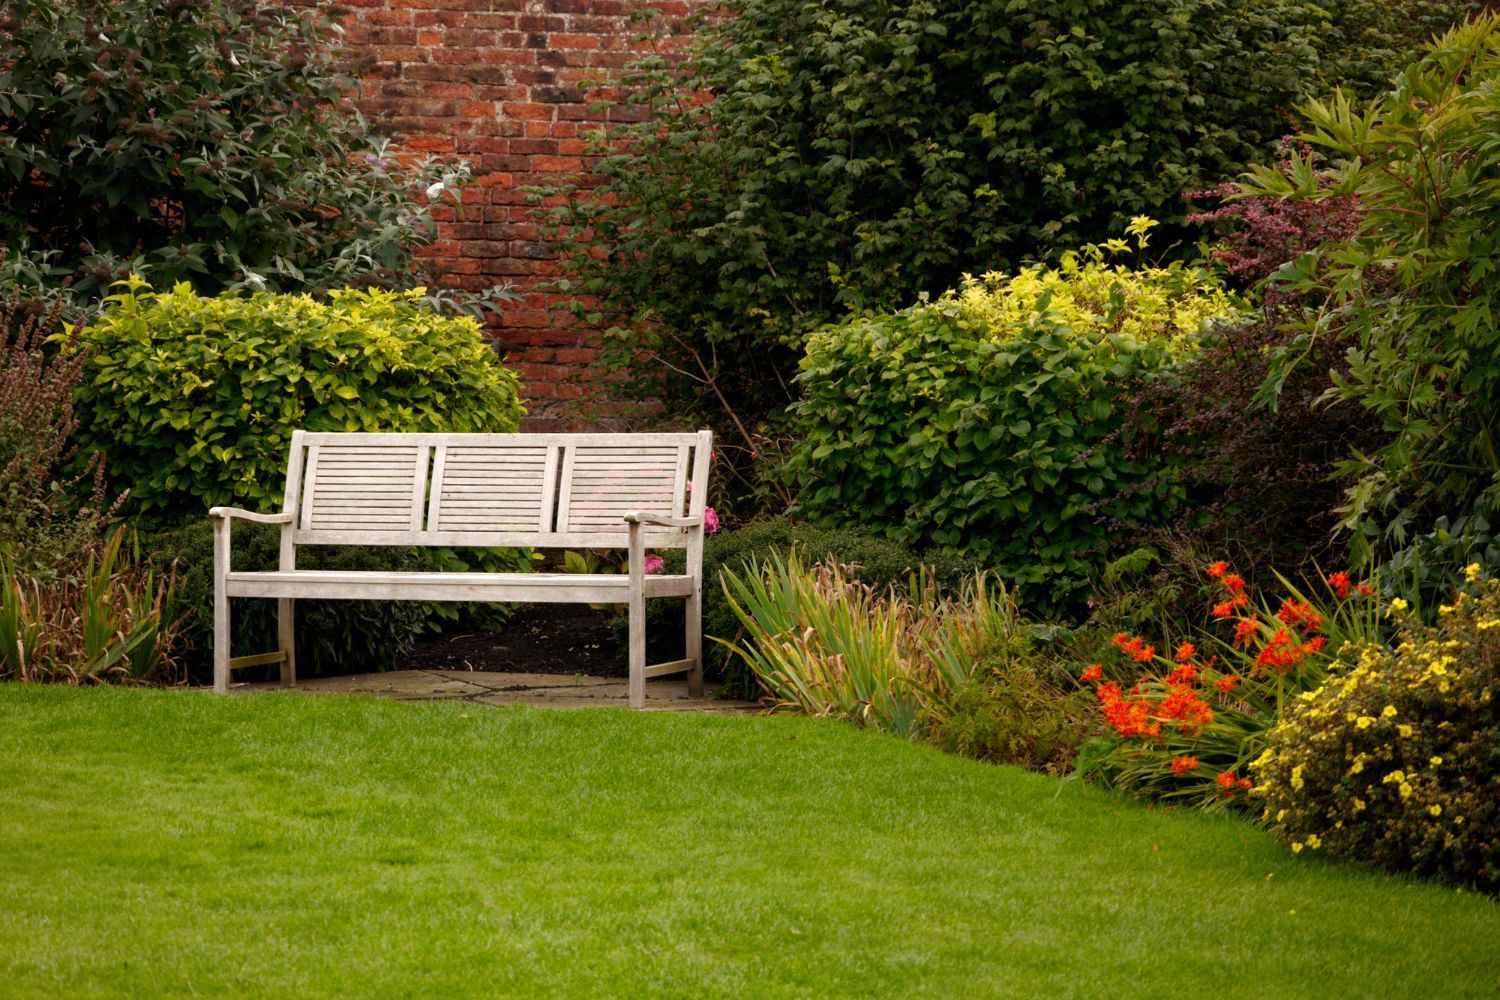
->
[240,669,761,714]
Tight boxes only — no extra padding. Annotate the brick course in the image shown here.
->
[337,0,710,429]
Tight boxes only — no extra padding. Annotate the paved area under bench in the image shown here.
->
[238,669,762,714]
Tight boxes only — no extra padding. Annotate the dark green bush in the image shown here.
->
[73,281,524,525]
[1236,14,1500,560]
[788,236,1240,616]
[538,0,1467,461]
[0,0,507,314]
[1382,499,1500,615]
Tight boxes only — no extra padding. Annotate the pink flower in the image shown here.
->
[643,555,665,574]
[703,506,720,534]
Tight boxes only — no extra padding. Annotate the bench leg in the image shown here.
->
[628,587,646,710]
[213,515,230,692]
[685,590,704,698]
[277,598,296,688]
[213,584,229,693]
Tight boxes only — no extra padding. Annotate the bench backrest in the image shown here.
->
[280,431,712,549]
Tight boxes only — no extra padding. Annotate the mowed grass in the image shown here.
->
[1,687,1496,998]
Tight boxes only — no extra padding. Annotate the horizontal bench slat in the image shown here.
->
[299,431,705,446]
[225,570,694,602]
[228,650,288,670]
[643,658,696,679]
[290,528,692,547]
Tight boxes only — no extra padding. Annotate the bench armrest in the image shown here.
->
[623,512,702,529]
[209,507,295,525]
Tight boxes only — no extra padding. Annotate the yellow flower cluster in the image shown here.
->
[1251,568,1500,889]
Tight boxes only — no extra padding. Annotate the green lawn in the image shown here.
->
[1,687,1496,998]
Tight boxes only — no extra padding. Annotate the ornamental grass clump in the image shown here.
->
[1078,561,1382,811]
[718,551,1034,740]
[1253,564,1500,892]
[0,526,182,685]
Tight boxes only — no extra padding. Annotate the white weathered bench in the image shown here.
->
[210,430,712,708]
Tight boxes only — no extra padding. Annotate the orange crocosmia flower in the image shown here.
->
[1303,636,1326,654]
[1207,561,1229,578]
[1132,644,1155,663]
[1171,755,1199,776]
[1216,771,1238,795]
[1256,638,1304,675]
[1327,570,1351,599]
[1215,674,1240,693]
[1111,632,1130,648]
[1211,600,1236,619]
[1080,664,1103,683]
[1174,642,1196,663]
[1355,583,1374,597]
[1166,664,1199,687]
[1277,599,1323,633]
[1158,688,1214,735]
[1237,777,1253,791]
[1222,574,1246,594]
[1099,689,1161,740]
[1232,617,1259,647]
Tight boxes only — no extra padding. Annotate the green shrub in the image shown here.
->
[1236,14,1500,559]
[1253,565,1500,892]
[0,0,510,314]
[537,0,1465,464]
[72,280,524,525]
[1381,498,1500,615]
[788,229,1244,615]
[930,655,1091,774]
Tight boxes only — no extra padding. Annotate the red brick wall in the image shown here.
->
[335,1,710,430]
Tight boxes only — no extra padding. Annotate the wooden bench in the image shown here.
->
[210,430,713,708]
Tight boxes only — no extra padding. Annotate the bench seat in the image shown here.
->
[224,570,696,603]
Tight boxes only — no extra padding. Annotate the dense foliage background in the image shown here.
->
[1238,15,1500,562]
[0,0,500,315]
[538,0,1471,463]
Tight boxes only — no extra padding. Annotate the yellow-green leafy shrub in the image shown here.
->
[72,279,524,524]
[789,224,1245,614]
[952,227,1239,348]
[1252,566,1500,892]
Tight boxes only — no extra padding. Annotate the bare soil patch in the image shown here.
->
[402,603,627,678]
